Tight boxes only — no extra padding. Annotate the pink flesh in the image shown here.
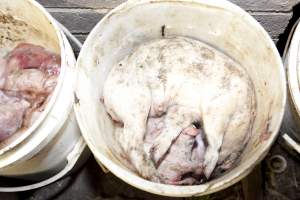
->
[6,43,60,75]
[182,126,200,136]
[0,43,60,142]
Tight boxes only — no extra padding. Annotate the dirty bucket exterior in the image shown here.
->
[74,0,286,197]
[0,0,88,191]
[281,19,300,152]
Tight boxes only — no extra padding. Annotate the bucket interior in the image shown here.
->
[75,0,286,196]
[0,0,63,154]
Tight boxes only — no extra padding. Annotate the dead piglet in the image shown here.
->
[103,37,255,183]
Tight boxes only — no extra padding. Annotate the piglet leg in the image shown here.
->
[104,84,157,180]
[202,93,237,178]
[119,119,160,180]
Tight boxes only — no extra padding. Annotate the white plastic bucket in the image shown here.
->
[0,0,88,191]
[75,0,286,197]
[281,19,300,154]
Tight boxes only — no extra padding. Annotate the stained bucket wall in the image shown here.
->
[74,0,286,197]
[281,19,300,153]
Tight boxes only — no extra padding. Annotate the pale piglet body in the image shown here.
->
[103,37,255,183]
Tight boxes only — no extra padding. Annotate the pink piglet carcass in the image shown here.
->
[0,43,61,142]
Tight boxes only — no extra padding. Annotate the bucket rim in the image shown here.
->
[286,22,300,121]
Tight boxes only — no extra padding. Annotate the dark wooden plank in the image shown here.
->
[48,9,105,34]
[48,8,291,40]
[231,0,299,12]
[37,0,125,9]
[252,12,292,38]
[38,0,300,12]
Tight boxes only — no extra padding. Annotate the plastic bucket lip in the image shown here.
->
[0,136,87,192]
[282,20,300,152]
[287,22,300,122]
[75,0,286,197]
[0,0,66,155]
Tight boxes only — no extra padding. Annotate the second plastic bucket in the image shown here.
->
[0,0,88,192]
